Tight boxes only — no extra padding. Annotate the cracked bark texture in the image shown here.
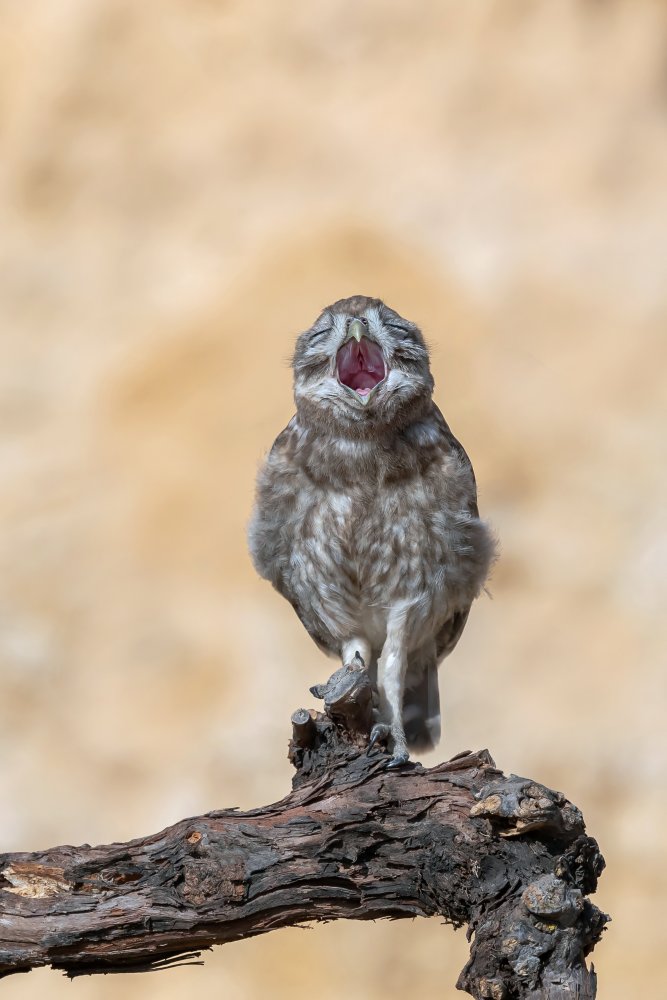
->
[0,663,608,998]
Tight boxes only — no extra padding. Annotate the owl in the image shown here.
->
[248,296,495,766]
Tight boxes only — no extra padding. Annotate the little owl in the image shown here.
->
[248,296,495,766]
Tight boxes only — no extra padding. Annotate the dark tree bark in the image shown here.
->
[0,662,608,998]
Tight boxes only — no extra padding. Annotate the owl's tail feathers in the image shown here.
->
[403,660,441,752]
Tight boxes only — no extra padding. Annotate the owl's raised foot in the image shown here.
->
[345,651,366,671]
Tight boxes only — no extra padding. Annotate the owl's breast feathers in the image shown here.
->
[248,403,495,657]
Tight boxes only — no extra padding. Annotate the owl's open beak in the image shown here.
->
[336,327,386,405]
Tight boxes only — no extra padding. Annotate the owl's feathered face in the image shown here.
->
[292,296,434,434]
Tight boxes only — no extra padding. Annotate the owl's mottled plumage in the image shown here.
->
[248,296,495,765]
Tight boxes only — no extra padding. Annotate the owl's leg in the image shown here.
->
[341,637,372,671]
[370,617,409,768]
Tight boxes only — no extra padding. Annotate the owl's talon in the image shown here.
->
[344,651,366,671]
[367,722,390,755]
[386,750,410,769]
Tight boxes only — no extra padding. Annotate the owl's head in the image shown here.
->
[292,296,434,434]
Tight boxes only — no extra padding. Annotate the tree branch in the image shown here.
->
[0,662,608,998]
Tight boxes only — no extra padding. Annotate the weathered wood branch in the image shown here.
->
[0,662,608,998]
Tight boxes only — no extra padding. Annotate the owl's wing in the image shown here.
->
[247,416,303,586]
[431,403,480,518]
[248,417,338,656]
[430,405,489,662]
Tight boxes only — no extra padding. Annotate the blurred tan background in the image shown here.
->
[1,0,666,996]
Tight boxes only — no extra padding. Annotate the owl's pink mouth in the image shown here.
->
[336,337,386,398]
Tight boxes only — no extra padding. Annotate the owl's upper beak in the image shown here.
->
[347,318,365,343]
[336,321,386,404]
